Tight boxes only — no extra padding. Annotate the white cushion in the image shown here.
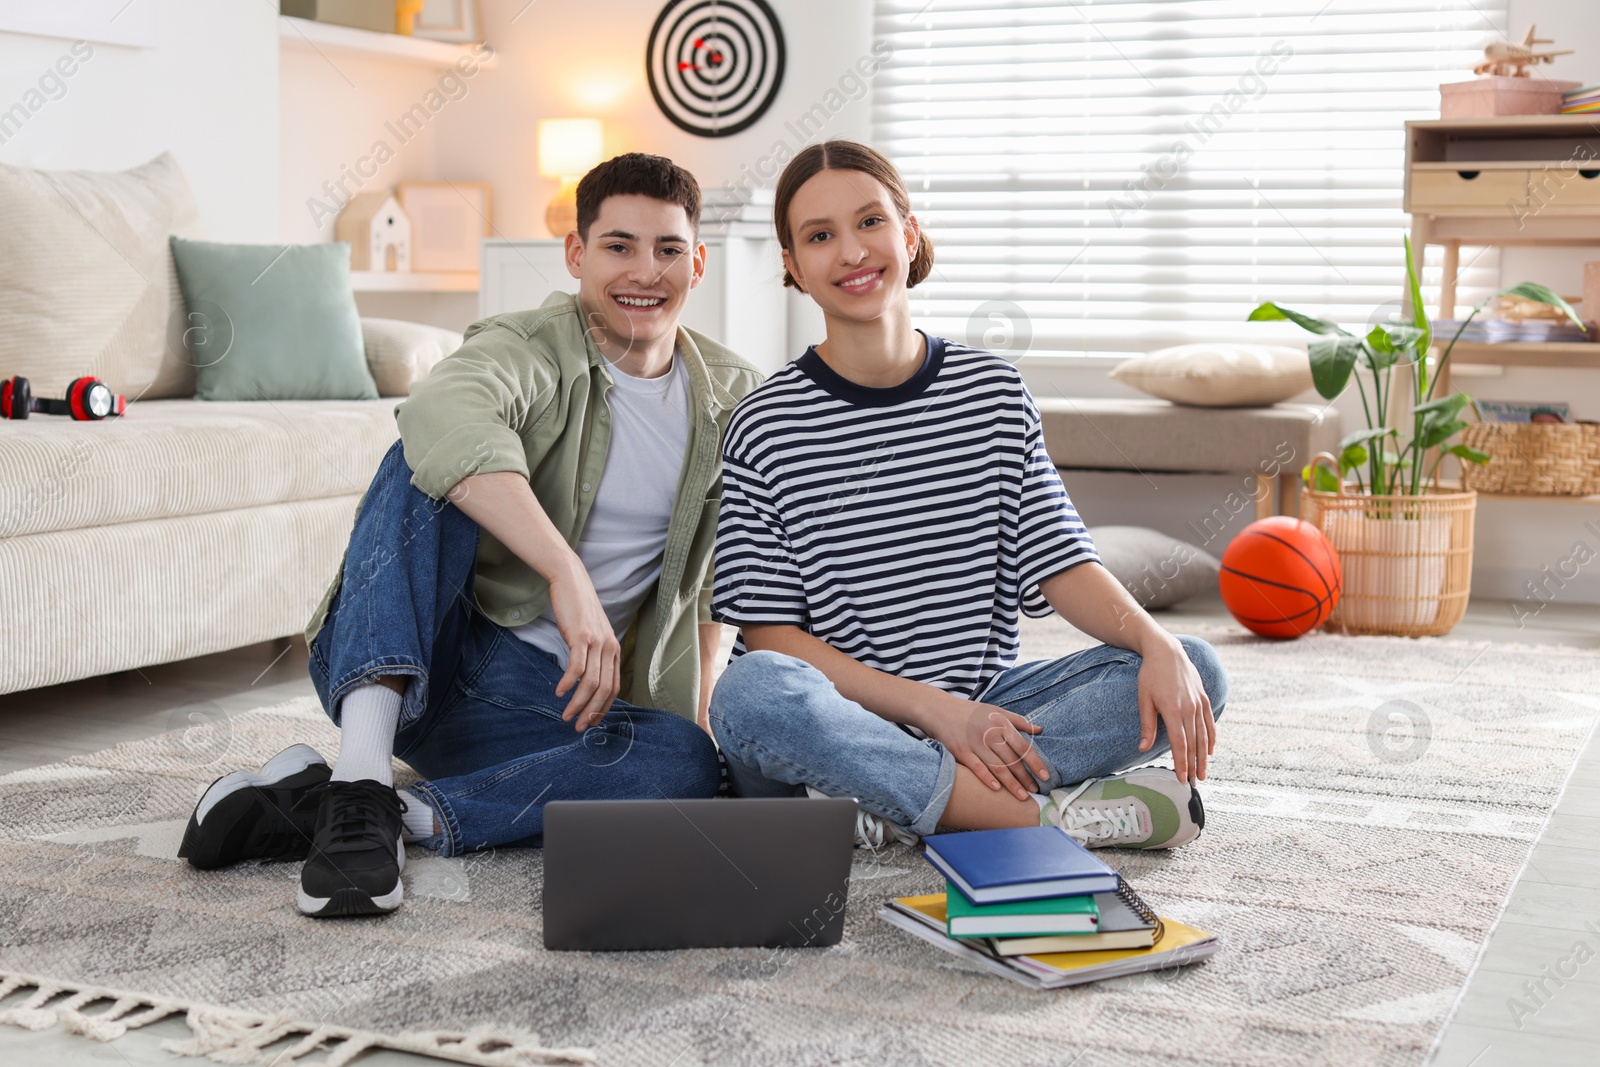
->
[1109,343,1313,408]
[0,153,203,400]
[359,317,463,397]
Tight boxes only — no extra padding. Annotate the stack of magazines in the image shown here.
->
[1433,318,1592,344]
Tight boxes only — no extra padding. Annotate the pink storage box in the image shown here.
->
[1440,77,1582,118]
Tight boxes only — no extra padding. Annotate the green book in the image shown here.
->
[944,881,1100,938]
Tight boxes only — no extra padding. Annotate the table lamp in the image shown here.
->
[539,118,604,237]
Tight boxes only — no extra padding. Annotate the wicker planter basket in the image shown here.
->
[1302,454,1477,637]
[1459,421,1600,496]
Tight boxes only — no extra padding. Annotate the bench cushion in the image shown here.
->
[0,399,398,539]
[1037,397,1341,474]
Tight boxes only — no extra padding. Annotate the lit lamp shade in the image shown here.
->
[538,119,603,236]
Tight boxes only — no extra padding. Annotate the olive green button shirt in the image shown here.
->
[305,291,765,719]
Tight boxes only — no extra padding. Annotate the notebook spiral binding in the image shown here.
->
[1116,881,1166,945]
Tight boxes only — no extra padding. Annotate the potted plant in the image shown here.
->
[1248,237,1582,636]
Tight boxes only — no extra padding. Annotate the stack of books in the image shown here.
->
[1561,86,1600,114]
[877,826,1219,989]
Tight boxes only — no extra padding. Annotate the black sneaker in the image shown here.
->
[296,779,405,918]
[178,744,330,869]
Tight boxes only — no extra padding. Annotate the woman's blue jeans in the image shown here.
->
[307,441,720,857]
[709,638,1228,837]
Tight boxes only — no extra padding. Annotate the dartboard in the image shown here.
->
[646,0,786,138]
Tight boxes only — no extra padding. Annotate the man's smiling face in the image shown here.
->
[567,193,705,364]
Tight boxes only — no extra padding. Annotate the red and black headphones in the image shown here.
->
[1,376,127,421]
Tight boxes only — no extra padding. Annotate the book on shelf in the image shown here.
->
[879,891,1218,989]
[920,825,1119,904]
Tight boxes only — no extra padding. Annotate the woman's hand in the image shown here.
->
[1138,636,1215,784]
[921,695,1049,801]
[546,558,621,732]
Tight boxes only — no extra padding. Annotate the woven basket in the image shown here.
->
[1459,421,1600,496]
[1302,454,1477,637]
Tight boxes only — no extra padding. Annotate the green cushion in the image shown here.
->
[169,238,377,401]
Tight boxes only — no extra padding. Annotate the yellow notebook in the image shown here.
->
[884,893,1218,988]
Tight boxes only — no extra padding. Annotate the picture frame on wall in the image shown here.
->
[413,0,479,43]
[396,181,491,273]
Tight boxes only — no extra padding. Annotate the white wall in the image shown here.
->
[0,0,278,241]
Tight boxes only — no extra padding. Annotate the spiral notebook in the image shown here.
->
[990,881,1161,955]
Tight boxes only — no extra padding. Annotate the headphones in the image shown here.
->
[2,376,127,421]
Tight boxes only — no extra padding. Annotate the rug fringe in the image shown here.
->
[0,971,595,1065]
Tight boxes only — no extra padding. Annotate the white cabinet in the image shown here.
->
[480,227,793,376]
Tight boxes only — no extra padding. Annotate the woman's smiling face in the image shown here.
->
[781,168,919,323]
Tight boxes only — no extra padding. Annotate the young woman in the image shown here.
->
[708,141,1227,849]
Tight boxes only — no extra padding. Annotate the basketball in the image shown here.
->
[1219,516,1342,639]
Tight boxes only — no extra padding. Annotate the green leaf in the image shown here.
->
[1419,418,1469,451]
[1303,463,1342,492]
[1365,325,1394,354]
[1342,427,1395,449]
[1307,336,1364,400]
[1359,341,1399,372]
[1340,443,1369,471]
[1404,236,1433,355]
[1446,443,1491,464]
[1497,282,1585,328]
[1413,392,1471,418]
[1249,303,1352,337]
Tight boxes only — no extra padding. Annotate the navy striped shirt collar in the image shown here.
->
[794,331,945,407]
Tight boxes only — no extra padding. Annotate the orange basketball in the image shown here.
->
[1219,516,1342,639]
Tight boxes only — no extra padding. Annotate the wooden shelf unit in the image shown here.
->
[1404,115,1600,399]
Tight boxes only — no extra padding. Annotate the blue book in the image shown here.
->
[921,826,1119,904]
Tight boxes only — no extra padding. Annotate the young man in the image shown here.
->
[178,154,764,917]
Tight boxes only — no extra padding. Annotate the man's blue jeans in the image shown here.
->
[709,638,1228,837]
[307,441,720,857]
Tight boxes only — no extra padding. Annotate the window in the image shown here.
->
[873,0,1508,357]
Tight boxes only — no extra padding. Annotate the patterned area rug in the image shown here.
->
[3,619,1598,1067]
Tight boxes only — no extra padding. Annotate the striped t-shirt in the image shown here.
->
[711,333,1100,700]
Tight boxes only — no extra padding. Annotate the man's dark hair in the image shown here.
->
[575,153,702,240]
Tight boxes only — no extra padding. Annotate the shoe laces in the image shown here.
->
[304,781,402,850]
[1056,801,1148,846]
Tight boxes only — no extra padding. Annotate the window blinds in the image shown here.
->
[872,0,1508,357]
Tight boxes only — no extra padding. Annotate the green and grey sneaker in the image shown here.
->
[1040,767,1204,849]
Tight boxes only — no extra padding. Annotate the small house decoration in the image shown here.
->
[336,191,411,272]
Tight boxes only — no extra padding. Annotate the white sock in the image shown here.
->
[331,682,401,786]
[1032,791,1052,825]
[398,789,439,842]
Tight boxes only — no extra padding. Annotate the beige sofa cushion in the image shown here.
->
[360,317,462,396]
[0,399,399,539]
[1037,397,1340,473]
[1110,343,1313,407]
[0,153,204,401]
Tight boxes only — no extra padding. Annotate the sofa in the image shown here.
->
[0,154,459,696]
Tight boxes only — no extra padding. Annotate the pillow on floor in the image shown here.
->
[0,153,203,400]
[170,238,377,401]
[1110,343,1312,407]
[360,317,462,397]
[1087,525,1220,610]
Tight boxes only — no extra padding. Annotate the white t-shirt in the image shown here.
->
[513,352,691,668]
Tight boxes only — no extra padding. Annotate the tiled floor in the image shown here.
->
[1,593,1597,1066]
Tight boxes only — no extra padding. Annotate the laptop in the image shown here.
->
[542,797,858,951]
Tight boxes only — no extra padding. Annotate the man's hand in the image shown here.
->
[921,694,1048,801]
[1137,635,1215,783]
[547,559,620,732]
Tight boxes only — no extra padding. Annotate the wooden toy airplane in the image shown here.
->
[1474,25,1573,77]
